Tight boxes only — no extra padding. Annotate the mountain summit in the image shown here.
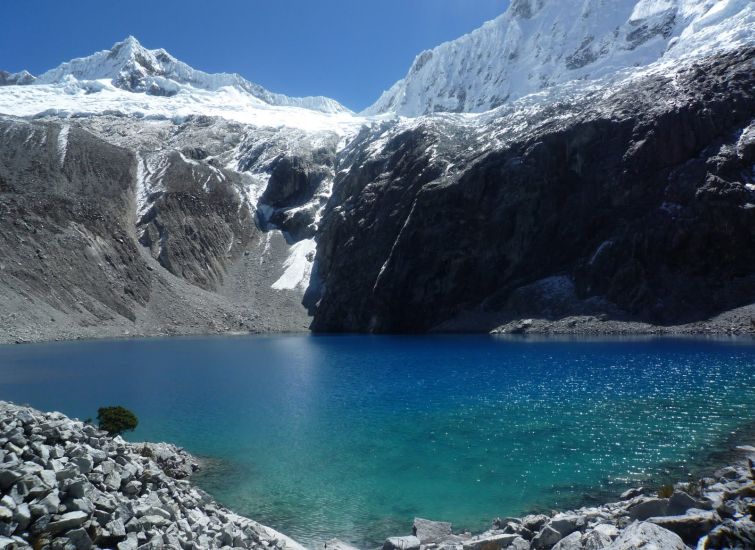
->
[365,0,755,116]
[26,36,349,114]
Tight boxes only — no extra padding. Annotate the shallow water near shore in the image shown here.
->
[0,334,754,547]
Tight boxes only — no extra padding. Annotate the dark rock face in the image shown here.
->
[261,155,329,208]
[311,48,755,332]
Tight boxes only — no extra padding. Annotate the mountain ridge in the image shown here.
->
[364,0,755,116]
[3,35,350,115]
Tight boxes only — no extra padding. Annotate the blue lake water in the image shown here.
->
[0,335,754,547]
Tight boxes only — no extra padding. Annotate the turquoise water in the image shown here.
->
[0,335,754,547]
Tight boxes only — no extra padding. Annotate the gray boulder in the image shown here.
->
[603,521,686,550]
[12,503,31,532]
[0,468,21,491]
[500,521,534,540]
[462,533,520,550]
[521,515,549,533]
[704,518,755,548]
[667,491,711,515]
[413,518,453,543]
[551,531,582,550]
[71,455,93,475]
[532,525,562,549]
[382,536,421,550]
[582,528,614,550]
[648,510,719,544]
[627,498,668,520]
[46,511,88,535]
[548,514,586,537]
[30,492,60,516]
[67,527,93,550]
[619,487,644,500]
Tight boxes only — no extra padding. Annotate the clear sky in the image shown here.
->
[0,0,508,111]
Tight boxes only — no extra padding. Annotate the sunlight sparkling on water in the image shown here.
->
[0,335,753,547]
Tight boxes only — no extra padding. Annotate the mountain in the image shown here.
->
[0,70,35,86]
[33,36,350,114]
[0,3,754,343]
[364,0,755,116]
[0,36,354,127]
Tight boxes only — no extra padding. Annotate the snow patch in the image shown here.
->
[272,239,317,291]
[56,124,69,166]
[0,80,365,134]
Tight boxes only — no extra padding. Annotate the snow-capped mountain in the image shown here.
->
[0,70,35,86]
[365,0,755,116]
[0,1,754,343]
[33,36,349,114]
[0,36,362,133]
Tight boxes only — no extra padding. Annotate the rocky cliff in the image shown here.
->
[310,48,755,332]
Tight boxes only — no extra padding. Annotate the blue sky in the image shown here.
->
[0,0,508,111]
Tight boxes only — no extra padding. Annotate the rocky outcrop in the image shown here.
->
[311,48,755,333]
[0,401,304,550]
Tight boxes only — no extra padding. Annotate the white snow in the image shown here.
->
[0,36,364,135]
[0,79,364,135]
[364,0,755,117]
[271,238,317,291]
[56,124,69,166]
[35,36,349,115]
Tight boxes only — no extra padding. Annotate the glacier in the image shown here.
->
[364,0,755,116]
[0,36,363,134]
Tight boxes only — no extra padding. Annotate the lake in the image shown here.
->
[0,335,753,548]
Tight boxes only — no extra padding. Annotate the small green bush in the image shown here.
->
[97,406,138,436]
[658,484,674,498]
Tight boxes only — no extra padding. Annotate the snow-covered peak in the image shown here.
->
[0,70,36,86]
[364,0,755,116]
[32,36,350,114]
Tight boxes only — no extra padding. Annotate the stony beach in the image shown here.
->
[1,401,753,550]
[0,402,304,550]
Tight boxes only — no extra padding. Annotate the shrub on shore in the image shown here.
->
[657,484,674,498]
[97,405,138,436]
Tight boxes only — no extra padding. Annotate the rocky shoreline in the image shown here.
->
[368,454,755,550]
[3,304,755,346]
[0,402,304,550]
[1,402,753,550]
